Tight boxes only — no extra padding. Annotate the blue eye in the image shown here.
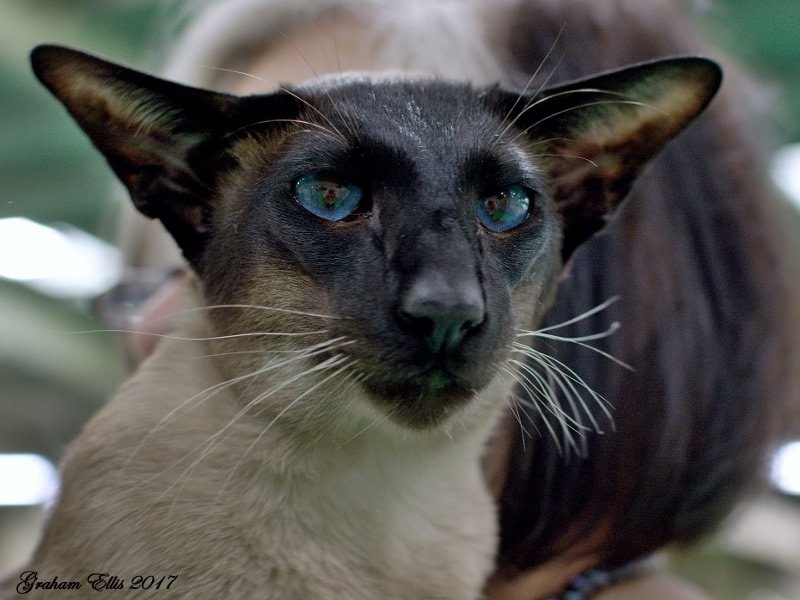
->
[477,185,531,232]
[294,174,364,221]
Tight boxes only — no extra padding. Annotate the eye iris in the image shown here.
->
[478,185,530,232]
[295,174,363,221]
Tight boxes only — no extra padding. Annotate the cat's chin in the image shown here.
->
[361,367,483,430]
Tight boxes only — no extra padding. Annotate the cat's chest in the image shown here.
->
[238,444,497,598]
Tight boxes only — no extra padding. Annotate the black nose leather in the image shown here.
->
[400,271,485,355]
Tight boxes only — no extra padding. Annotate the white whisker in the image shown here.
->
[518,295,621,335]
[199,65,265,82]
[161,353,350,506]
[535,321,620,343]
[517,87,630,120]
[279,87,350,147]
[511,98,663,144]
[181,303,352,320]
[517,348,602,436]
[507,357,587,432]
[505,297,632,454]
[532,330,633,371]
[502,365,566,454]
[492,26,565,145]
[499,377,536,450]
[275,28,359,143]
[188,348,304,359]
[124,337,354,472]
[228,117,345,144]
[218,356,356,497]
[512,343,614,428]
[60,328,329,342]
[522,153,598,167]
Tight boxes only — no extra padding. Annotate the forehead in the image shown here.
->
[293,78,516,164]
[317,78,495,129]
[229,77,544,203]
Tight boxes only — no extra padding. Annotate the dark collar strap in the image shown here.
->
[546,558,655,600]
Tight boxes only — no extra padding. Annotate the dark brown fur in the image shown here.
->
[495,0,800,573]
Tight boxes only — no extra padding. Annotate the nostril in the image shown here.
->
[400,297,485,355]
[399,267,486,355]
[399,310,436,339]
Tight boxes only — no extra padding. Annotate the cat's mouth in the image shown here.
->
[323,311,510,429]
[360,365,481,429]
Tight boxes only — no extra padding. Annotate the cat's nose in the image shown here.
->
[400,272,485,355]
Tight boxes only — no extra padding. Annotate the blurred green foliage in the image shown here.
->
[0,0,163,461]
[0,0,160,235]
[702,0,800,140]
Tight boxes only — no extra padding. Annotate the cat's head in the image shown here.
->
[31,46,720,430]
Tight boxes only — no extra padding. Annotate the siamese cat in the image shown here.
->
[18,45,720,599]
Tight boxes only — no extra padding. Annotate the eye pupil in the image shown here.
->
[477,185,531,232]
[295,174,363,221]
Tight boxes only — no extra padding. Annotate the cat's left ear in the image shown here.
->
[30,45,293,267]
[496,57,722,260]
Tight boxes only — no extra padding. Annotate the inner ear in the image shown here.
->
[499,57,722,260]
[30,44,298,268]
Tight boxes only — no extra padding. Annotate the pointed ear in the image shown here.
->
[30,45,291,267]
[506,57,722,260]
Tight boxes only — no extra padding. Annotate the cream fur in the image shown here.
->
[21,282,508,599]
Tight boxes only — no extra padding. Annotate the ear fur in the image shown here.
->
[30,45,293,267]
[502,57,722,260]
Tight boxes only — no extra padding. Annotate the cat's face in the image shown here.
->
[31,47,720,430]
[200,79,561,427]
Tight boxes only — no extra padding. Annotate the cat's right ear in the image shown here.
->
[490,57,721,261]
[30,45,293,267]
